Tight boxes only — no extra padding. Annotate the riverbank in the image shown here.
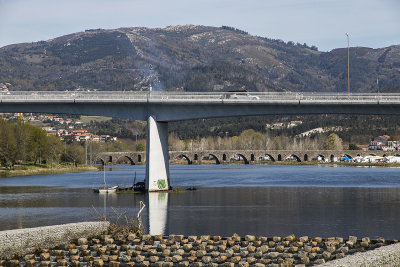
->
[170,159,400,168]
[0,165,99,178]
[1,222,399,266]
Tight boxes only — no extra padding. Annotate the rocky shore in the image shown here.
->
[0,224,397,267]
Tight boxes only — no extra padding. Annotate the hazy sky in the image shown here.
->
[0,0,399,51]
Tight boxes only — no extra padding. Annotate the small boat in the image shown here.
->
[93,167,118,194]
[94,185,118,194]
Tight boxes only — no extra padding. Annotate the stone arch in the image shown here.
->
[303,154,308,161]
[116,156,135,165]
[278,154,282,161]
[330,154,335,162]
[259,154,275,162]
[175,154,192,165]
[286,154,301,162]
[342,154,353,159]
[236,153,249,164]
[208,154,220,165]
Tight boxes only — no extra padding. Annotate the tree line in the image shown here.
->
[0,118,138,169]
[168,129,345,151]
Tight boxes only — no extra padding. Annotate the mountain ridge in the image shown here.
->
[0,25,399,93]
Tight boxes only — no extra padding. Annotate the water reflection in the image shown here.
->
[3,165,400,239]
[147,192,168,235]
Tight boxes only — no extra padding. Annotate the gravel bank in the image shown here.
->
[2,227,399,266]
[320,242,400,267]
[0,221,109,260]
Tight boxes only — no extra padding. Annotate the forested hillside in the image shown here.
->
[1,25,399,93]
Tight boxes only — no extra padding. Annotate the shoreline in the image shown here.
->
[1,160,399,179]
[0,165,99,178]
[1,222,399,266]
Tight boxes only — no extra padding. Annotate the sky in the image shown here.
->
[0,0,399,51]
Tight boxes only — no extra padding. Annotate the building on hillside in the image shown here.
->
[42,126,55,132]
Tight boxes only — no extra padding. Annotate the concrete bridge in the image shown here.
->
[97,150,397,165]
[2,91,400,191]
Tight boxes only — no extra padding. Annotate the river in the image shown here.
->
[1,164,400,239]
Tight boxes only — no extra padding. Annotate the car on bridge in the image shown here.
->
[221,90,259,100]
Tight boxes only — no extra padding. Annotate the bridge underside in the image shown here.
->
[4,96,400,192]
[2,102,400,122]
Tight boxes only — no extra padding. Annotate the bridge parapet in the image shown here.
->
[97,150,397,165]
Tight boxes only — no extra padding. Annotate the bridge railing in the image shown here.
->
[2,91,400,102]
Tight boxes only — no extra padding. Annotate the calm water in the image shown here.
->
[1,164,400,239]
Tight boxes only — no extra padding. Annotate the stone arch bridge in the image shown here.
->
[97,150,396,165]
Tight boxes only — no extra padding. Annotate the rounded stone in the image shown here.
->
[254,251,263,258]
[211,251,220,257]
[126,263,135,267]
[213,236,222,242]
[70,261,80,267]
[268,241,276,247]
[336,252,345,259]
[206,244,214,252]
[202,256,212,263]
[26,259,36,267]
[178,261,189,267]
[172,255,182,263]
[136,255,146,263]
[162,262,173,267]
[56,259,68,266]
[289,246,298,253]
[240,250,249,257]
[275,245,285,253]
[269,252,279,259]
[246,257,256,264]
[157,244,167,251]
[162,249,171,257]
[193,263,203,267]
[217,255,228,263]
[70,255,80,261]
[150,256,159,263]
[260,245,269,253]
[245,235,256,242]
[109,261,120,267]
[188,236,197,242]
[218,245,227,252]
[238,262,250,267]
[93,259,104,267]
[40,261,51,267]
[196,250,207,257]
[187,256,197,263]
[273,236,282,242]
[108,255,118,261]
[322,251,331,260]
[311,247,320,253]
[315,258,325,264]
[230,256,241,263]
[247,245,256,253]
[183,244,193,252]
[223,263,234,267]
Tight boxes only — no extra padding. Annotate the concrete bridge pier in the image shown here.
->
[145,116,170,191]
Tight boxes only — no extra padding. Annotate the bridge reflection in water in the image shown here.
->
[147,192,168,235]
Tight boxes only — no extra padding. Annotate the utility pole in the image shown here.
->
[346,33,350,97]
[85,140,88,165]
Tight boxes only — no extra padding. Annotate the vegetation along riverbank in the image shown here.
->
[0,164,99,178]
[1,222,398,266]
